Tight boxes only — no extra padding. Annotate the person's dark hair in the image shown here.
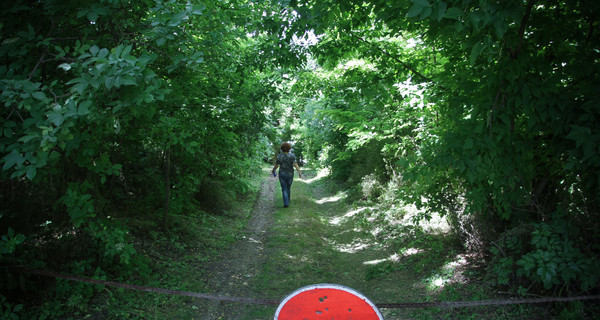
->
[281,142,292,152]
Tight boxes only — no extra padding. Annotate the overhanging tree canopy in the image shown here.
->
[1,0,598,311]
[283,0,600,292]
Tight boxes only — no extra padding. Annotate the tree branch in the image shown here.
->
[586,18,596,44]
[350,33,434,83]
[509,0,536,58]
[28,50,47,80]
[349,33,447,91]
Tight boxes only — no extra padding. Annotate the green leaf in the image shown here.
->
[98,48,109,59]
[582,139,595,157]
[169,12,188,26]
[444,7,463,19]
[48,111,64,126]
[192,3,206,15]
[87,12,99,22]
[464,138,473,149]
[469,41,484,64]
[105,76,114,90]
[18,134,39,143]
[58,63,72,71]
[2,150,25,171]
[493,19,506,39]
[76,9,87,19]
[114,45,124,58]
[413,0,431,7]
[73,82,88,94]
[89,76,100,89]
[90,45,99,57]
[121,75,137,86]
[66,77,83,85]
[420,6,432,20]
[32,91,46,100]
[3,128,13,138]
[566,125,592,147]
[406,5,424,18]
[78,100,92,116]
[434,2,447,21]
[26,166,36,180]
[121,44,132,58]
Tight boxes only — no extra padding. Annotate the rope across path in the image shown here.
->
[22,268,600,309]
[24,268,280,306]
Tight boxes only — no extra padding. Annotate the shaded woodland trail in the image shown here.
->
[193,168,455,319]
[3,2,599,319]
[189,167,557,320]
[243,169,437,319]
[197,168,279,319]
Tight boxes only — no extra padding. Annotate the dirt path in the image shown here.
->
[197,169,419,319]
[198,173,278,319]
[242,170,425,319]
[192,168,543,320]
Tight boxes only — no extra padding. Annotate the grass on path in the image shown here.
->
[243,168,547,320]
[105,167,559,319]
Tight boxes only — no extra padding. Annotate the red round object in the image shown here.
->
[274,284,384,320]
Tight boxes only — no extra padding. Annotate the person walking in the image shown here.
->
[272,142,302,208]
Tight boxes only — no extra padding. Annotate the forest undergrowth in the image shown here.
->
[243,168,570,320]
[5,166,596,319]
[105,167,595,319]
[3,168,264,319]
[3,1,599,319]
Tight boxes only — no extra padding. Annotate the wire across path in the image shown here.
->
[22,268,600,309]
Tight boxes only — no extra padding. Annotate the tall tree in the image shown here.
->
[286,0,600,293]
[0,0,298,305]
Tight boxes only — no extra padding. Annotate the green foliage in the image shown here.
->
[0,228,26,258]
[60,183,96,228]
[0,295,22,320]
[1,0,292,315]
[491,212,600,292]
[286,0,600,295]
[2,0,599,315]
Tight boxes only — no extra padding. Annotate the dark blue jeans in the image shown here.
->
[278,171,294,207]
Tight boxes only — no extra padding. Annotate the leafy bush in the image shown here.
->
[0,295,22,320]
[516,221,599,291]
[490,212,600,293]
[0,228,26,259]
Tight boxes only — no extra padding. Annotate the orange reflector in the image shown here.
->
[274,284,384,319]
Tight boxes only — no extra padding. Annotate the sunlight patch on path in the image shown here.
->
[363,253,402,265]
[302,167,330,184]
[422,254,469,291]
[285,253,311,263]
[329,207,371,226]
[363,248,422,265]
[367,202,451,241]
[332,239,373,253]
[314,192,345,204]
[244,236,262,244]
[400,247,422,256]
[413,212,451,234]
